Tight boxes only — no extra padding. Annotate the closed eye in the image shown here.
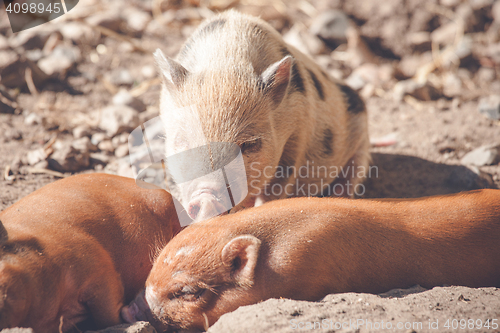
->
[172,286,207,301]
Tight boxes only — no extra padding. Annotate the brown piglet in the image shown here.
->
[134,189,500,332]
[0,173,181,332]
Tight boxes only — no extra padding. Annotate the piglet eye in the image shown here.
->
[172,286,206,301]
[240,139,262,154]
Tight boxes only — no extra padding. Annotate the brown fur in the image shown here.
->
[155,10,370,221]
[144,190,500,331]
[0,174,181,332]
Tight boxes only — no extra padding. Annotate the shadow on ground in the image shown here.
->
[363,153,496,198]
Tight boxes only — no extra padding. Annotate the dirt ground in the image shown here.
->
[1,0,499,332]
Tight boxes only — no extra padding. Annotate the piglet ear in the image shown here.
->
[259,55,293,106]
[221,235,261,287]
[153,48,189,88]
[0,220,7,244]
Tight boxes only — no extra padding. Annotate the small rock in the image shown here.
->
[91,132,108,146]
[72,136,97,152]
[123,9,152,33]
[478,95,500,120]
[24,113,43,126]
[476,67,496,83]
[106,69,134,86]
[26,148,48,165]
[98,140,115,152]
[460,145,499,166]
[431,22,458,46]
[38,44,81,77]
[90,152,111,165]
[25,49,44,62]
[99,105,140,137]
[440,0,461,7]
[112,132,129,147]
[33,160,49,169]
[60,22,95,42]
[283,24,324,56]
[0,50,20,71]
[48,143,90,172]
[73,125,92,139]
[309,10,349,46]
[141,65,156,79]
[345,72,365,91]
[115,143,129,158]
[393,79,442,101]
[112,89,146,112]
[86,321,156,333]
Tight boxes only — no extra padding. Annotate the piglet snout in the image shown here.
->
[121,289,153,323]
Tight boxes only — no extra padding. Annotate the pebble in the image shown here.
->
[60,22,95,42]
[8,29,51,50]
[115,143,129,158]
[478,95,500,120]
[26,148,48,165]
[309,10,349,44]
[73,125,92,139]
[98,140,115,152]
[111,132,129,147]
[123,9,152,33]
[99,105,140,137]
[33,160,49,169]
[24,113,43,126]
[442,72,462,97]
[38,45,82,77]
[141,65,156,79]
[460,145,499,166]
[112,89,146,112]
[90,152,111,165]
[431,22,458,46]
[393,79,442,101]
[106,69,135,86]
[91,133,108,146]
[476,67,496,83]
[72,136,97,152]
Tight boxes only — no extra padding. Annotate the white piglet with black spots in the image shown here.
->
[155,10,370,222]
